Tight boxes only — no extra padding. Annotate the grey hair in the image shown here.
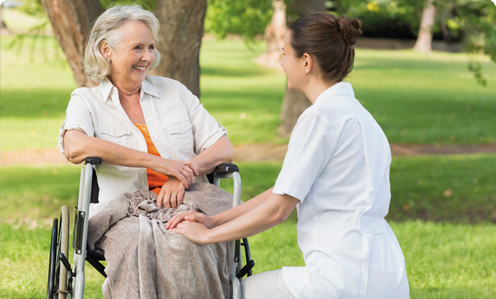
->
[84,5,161,82]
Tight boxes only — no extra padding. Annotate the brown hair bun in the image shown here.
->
[336,16,362,46]
[288,12,362,83]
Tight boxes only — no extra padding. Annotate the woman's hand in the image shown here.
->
[152,159,198,188]
[169,221,210,245]
[165,211,214,230]
[157,177,186,208]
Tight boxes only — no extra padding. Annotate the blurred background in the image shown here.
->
[1,0,496,298]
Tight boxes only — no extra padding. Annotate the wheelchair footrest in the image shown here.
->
[236,259,255,279]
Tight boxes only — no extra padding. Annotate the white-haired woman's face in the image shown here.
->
[106,20,155,87]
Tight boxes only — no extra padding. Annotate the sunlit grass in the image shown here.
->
[2,220,496,298]
[2,33,496,151]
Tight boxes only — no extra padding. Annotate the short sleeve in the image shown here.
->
[181,86,227,154]
[58,95,95,154]
[273,112,334,203]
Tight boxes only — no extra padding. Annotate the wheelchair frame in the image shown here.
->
[47,157,255,299]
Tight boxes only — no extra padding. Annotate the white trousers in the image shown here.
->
[241,270,296,299]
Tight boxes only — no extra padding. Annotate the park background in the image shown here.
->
[1,0,496,298]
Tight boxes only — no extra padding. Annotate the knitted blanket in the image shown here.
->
[87,182,233,299]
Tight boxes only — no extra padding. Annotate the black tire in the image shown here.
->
[46,218,58,299]
[46,206,70,299]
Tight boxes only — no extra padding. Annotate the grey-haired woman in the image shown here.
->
[59,6,232,217]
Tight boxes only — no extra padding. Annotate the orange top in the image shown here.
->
[135,124,168,195]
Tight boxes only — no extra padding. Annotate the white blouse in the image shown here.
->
[273,82,409,298]
[58,76,227,217]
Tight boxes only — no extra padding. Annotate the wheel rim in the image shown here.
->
[57,206,70,299]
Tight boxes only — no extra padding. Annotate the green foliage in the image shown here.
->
[436,0,496,84]
[344,0,423,38]
[204,0,274,41]
[99,0,157,10]
[18,0,45,17]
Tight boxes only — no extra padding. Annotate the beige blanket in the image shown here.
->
[87,183,233,299]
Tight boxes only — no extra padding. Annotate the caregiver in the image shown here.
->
[168,12,409,299]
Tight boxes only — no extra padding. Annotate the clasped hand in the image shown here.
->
[153,159,198,208]
[165,211,214,245]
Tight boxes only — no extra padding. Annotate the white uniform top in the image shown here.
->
[58,76,227,217]
[273,82,409,299]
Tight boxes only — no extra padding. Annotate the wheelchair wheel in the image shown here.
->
[46,206,70,299]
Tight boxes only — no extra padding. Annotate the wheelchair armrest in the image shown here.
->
[84,157,102,165]
[213,163,239,174]
[207,163,239,185]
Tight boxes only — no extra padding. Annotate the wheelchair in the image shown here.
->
[47,157,255,299]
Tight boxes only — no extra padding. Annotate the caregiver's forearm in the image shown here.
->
[206,193,299,243]
[210,188,274,227]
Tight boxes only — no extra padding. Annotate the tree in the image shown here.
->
[413,0,436,54]
[154,0,207,97]
[254,0,286,69]
[40,0,104,87]
[39,0,206,97]
[277,0,326,137]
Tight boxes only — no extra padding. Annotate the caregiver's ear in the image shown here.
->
[302,53,314,74]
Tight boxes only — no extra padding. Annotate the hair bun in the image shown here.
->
[337,17,362,46]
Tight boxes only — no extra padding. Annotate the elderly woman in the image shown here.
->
[58,6,233,298]
[59,6,232,216]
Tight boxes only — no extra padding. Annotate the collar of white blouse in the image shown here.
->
[98,76,161,102]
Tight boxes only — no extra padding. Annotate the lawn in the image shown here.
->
[1,161,496,298]
[2,27,496,150]
[2,8,496,299]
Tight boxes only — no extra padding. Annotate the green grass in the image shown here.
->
[2,154,496,226]
[2,33,496,151]
[2,220,496,298]
[1,158,495,298]
[0,222,105,298]
[349,50,496,145]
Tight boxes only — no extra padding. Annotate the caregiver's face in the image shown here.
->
[281,30,305,91]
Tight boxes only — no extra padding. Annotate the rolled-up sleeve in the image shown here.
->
[58,95,95,154]
[182,87,227,154]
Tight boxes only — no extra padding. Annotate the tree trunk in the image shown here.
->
[154,0,206,98]
[40,0,104,87]
[277,0,326,137]
[413,0,436,54]
[254,0,286,68]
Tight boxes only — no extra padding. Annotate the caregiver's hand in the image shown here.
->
[169,221,209,245]
[166,211,214,230]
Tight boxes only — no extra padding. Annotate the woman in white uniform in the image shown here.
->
[167,12,409,299]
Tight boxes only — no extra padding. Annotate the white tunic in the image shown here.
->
[273,82,409,299]
[58,76,227,217]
